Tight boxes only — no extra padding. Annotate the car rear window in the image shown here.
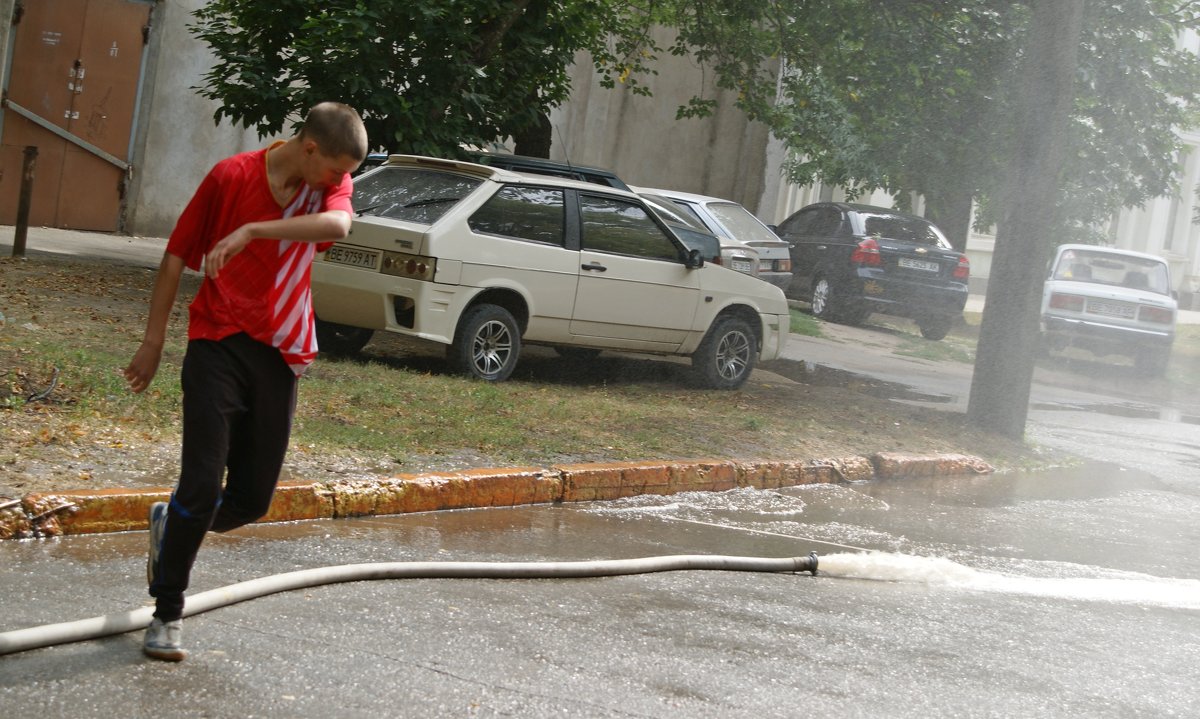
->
[860,213,948,247]
[705,202,782,244]
[353,167,483,224]
[1052,249,1171,294]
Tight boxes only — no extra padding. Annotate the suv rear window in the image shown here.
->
[353,168,483,224]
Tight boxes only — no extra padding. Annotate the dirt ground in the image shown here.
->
[0,252,1041,499]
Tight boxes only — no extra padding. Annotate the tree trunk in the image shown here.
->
[966,0,1083,439]
[512,109,552,158]
[924,184,974,253]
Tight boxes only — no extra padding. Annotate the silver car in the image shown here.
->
[1041,244,1177,375]
[631,187,793,290]
[637,191,761,278]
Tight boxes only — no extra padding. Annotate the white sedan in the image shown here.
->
[1040,244,1177,375]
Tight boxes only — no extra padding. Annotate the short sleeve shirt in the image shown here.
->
[167,144,353,374]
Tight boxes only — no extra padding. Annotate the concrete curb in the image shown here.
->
[0,453,993,539]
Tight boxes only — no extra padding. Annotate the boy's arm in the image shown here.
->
[204,210,351,279]
[123,251,186,394]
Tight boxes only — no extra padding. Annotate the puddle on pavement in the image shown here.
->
[763,359,954,404]
[1031,401,1200,425]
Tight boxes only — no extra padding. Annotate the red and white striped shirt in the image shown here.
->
[167,144,353,374]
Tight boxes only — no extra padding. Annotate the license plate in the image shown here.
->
[1086,299,1135,319]
[899,257,940,272]
[324,245,380,270]
[731,259,754,273]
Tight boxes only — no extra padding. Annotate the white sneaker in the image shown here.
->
[143,617,186,662]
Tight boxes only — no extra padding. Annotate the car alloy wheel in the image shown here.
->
[693,315,757,390]
[449,304,522,381]
[811,277,833,319]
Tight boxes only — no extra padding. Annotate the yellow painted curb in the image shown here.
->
[0,453,993,539]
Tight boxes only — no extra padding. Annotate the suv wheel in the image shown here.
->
[315,318,374,356]
[692,315,757,390]
[448,304,521,381]
[917,315,954,341]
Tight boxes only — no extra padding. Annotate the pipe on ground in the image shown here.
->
[0,552,819,656]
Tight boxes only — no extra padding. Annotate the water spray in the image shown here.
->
[0,552,820,657]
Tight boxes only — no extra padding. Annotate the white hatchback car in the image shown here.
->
[630,187,793,290]
[311,156,790,389]
[1041,244,1177,375]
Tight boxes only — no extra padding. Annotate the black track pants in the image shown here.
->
[150,333,298,621]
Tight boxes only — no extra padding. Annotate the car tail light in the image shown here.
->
[1139,305,1175,324]
[850,238,882,266]
[1048,292,1085,312]
[774,258,792,272]
[381,251,437,281]
[953,255,970,279]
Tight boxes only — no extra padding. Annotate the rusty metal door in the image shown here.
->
[0,0,152,231]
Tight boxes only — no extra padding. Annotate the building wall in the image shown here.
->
[122,0,272,237]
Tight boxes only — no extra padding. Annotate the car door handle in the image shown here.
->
[581,262,608,272]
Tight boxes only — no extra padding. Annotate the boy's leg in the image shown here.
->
[149,338,248,622]
[211,333,298,532]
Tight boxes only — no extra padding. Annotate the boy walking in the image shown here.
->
[124,102,367,661]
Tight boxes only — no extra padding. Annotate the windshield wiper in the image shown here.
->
[355,203,384,216]
[401,197,460,209]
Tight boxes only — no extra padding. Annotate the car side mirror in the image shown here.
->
[685,248,705,269]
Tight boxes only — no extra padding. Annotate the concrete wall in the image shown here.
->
[122,0,272,237]
[549,28,772,215]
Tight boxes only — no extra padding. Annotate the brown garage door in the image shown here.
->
[0,0,153,231]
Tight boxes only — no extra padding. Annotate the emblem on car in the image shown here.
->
[915,247,928,255]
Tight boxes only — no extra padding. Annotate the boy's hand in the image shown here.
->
[205,226,253,278]
[124,341,164,394]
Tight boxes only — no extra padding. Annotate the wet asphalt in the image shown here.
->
[2,226,1199,717]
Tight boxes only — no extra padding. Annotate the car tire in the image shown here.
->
[917,315,954,341]
[811,275,868,325]
[1134,348,1170,377]
[810,276,837,321]
[554,346,602,361]
[315,318,374,356]
[692,315,757,390]
[448,304,522,381]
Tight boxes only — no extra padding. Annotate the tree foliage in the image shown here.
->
[665,0,1200,249]
[191,0,661,156]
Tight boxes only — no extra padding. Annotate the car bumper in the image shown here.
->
[759,312,790,361]
[312,262,468,345]
[855,271,968,317]
[759,271,793,291]
[1042,314,1174,354]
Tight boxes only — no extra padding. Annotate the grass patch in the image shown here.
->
[789,308,823,337]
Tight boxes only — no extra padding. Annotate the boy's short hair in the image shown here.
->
[299,102,369,161]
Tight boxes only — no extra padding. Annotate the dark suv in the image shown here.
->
[775,203,969,339]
